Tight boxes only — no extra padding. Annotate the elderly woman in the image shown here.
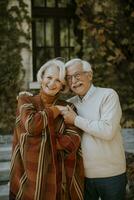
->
[9,58,84,200]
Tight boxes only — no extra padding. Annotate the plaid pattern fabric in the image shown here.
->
[9,95,84,200]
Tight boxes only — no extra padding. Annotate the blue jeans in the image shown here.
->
[84,173,127,200]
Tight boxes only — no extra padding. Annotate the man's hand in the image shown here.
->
[61,105,77,125]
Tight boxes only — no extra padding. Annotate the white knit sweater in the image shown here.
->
[68,85,126,178]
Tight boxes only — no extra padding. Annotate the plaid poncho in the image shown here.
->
[9,94,84,200]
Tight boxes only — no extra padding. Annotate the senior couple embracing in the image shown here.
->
[9,58,127,200]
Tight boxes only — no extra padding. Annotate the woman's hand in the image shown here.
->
[62,106,77,124]
[56,105,68,113]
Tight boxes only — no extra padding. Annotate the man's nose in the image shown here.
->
[71,76,77,83]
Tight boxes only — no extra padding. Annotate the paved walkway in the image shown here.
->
[0,128,133,199]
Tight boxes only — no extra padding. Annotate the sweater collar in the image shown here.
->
[77,84,96,102]
[39,89,58,106]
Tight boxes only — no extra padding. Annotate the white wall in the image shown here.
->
[8,0,33,89]
[21,0,33,89]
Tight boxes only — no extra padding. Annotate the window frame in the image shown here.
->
[31,0,82,80]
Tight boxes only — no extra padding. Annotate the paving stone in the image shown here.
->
[0,161,10,182]
[0,145,12,161]
[0,184,9,200]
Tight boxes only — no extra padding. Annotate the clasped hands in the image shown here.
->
[56,105,77,124]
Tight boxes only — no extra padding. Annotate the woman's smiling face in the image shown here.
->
[41,65,63,96]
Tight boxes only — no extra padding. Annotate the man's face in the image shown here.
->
[66,63,92,97]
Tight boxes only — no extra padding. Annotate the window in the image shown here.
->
[32,0,82,80]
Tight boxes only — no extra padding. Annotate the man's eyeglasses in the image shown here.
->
[66,71,88,82]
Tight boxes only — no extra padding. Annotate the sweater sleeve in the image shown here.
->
[17,96,49,135]
[49,106,61,119]
[74,90,122,141]
[56,125,82,153]
[56,104,83,153]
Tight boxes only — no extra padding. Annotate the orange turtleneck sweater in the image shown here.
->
[39,89,61,119]
[39,89,63,150]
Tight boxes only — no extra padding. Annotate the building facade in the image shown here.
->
[19,0,82,89]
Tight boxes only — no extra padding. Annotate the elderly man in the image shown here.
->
[59,58,127,200]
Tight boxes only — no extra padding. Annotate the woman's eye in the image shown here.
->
[46,76,52,80]
[75,74,81,79]
[55,79,61,83]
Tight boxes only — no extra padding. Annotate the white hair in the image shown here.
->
[65,58,93,72]
[37,59,66,85]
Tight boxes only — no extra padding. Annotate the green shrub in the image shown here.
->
[0,0,30,132]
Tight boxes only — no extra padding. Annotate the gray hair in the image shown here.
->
[37,58,68,93]
[37,59,66,85]
[65,58,93,72]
